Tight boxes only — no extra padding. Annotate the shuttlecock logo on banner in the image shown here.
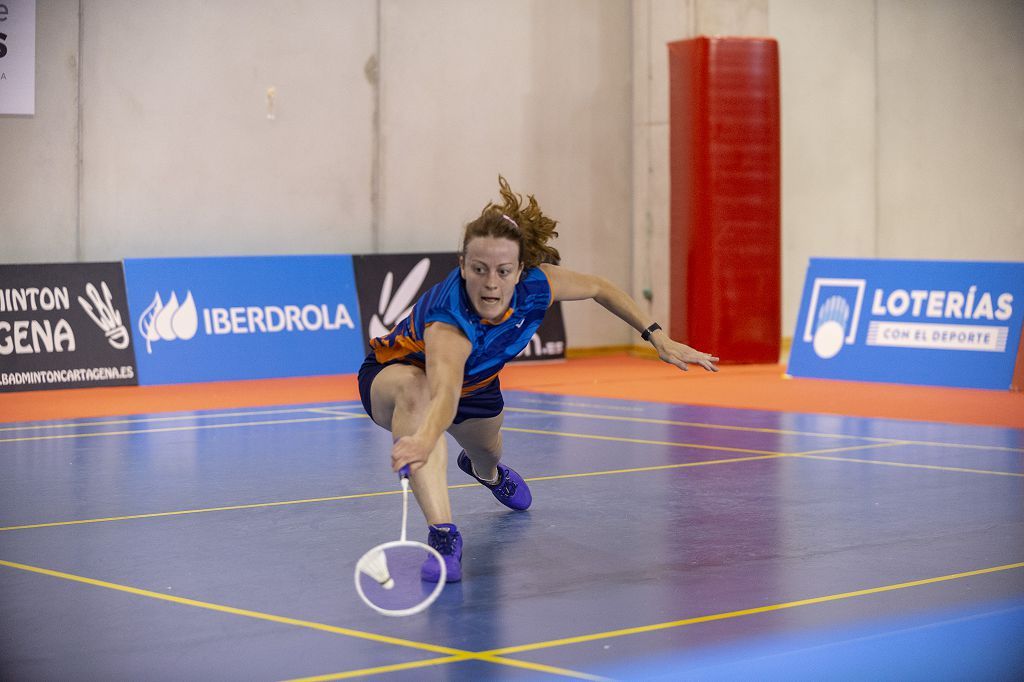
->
[77,281,130,350]
[138,291,199,353]
[803,278,865,360]
[369,258,431,338]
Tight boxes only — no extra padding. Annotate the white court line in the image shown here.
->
[0,455,783,533]
[0,404,363,433]
[502,406,1024,454]
[0,414,364,445]
[511,395,644,413]
[3,423,1017,533]
[306,408,368,418]
[2,402,1018,456]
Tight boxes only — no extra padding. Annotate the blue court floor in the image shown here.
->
[1,391,1022,680]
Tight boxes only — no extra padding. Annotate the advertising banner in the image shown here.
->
[788,258,1024,390]
[513,300,566,362]
[0,262,138,391]
[0,0,36,115]
[352,252,566,362]
[352,252,459,348]
[123,256,365,385]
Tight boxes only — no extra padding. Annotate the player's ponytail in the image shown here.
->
[461,175,560,269]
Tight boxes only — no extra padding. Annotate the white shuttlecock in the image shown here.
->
[359,549,394,590]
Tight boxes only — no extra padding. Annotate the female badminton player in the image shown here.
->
[358,176,719,582]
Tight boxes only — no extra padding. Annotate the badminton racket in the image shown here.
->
[354,465,445,616]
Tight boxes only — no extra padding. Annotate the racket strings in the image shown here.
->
[354,468,446,616]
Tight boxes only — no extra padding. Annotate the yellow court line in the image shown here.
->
[483,561,1024,656]
[469,653,610,680]
[501,426,782,456]
[4,441,1011,533]
[5,403,1016,459]
[792,453,1024,478]
[0,455,780,533]
[0,426,1013,533]
[289,654,610,682]
[506,406,866,438]
[525,455,787,483]
[0,404,364,433]
[0,558,464,655]
[0,414,363,445]
[283,657,468,682]
[0,559,604,681]
[504,406,1024,454]
[789,442,905,457]
[0,487,443,532]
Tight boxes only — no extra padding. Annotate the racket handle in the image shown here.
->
[399,464,410,479]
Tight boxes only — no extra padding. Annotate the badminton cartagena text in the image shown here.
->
[354,465,446,616]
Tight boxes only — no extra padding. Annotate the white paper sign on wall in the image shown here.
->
[0,0,36,115]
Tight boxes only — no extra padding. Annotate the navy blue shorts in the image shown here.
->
[357,353,504,425]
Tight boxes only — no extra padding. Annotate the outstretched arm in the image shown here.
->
[390,322,472,472]
[539,263,719,372]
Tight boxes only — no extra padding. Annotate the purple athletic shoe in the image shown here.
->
[422,523,462,583]
[457,450,532,511]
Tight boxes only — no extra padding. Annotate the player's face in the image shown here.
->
[460,236,524,323]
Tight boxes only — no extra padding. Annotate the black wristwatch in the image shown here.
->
[641,322,662,342]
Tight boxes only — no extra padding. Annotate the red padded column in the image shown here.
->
[668,37,780,363]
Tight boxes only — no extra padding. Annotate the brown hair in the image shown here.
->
[461,175,560,269]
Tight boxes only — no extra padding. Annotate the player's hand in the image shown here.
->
[391,434,435,473]
[655,336,719,372]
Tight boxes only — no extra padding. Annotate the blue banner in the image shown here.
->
[123,256,365,385]
[788,259,1024,390]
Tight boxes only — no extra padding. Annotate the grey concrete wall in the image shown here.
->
[770,0,878,342]
[77,0,377,258]
[2,1,1023,353]
[632,0,770,340]
[1,0,631,348]
[634,0,1024,351]
[377,0,633,348]
[876,0,1024,260]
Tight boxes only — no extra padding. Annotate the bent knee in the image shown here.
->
[369,365,430,428]
[392,376,431,416]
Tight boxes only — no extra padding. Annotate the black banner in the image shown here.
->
[0,263,138,392]
[351,252,565,362]
[352,252,459,353]
[512,301,566,362]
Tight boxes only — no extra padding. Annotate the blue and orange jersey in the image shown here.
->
[369,267,552,395]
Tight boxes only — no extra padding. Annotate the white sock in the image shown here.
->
[471,461,500,485]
